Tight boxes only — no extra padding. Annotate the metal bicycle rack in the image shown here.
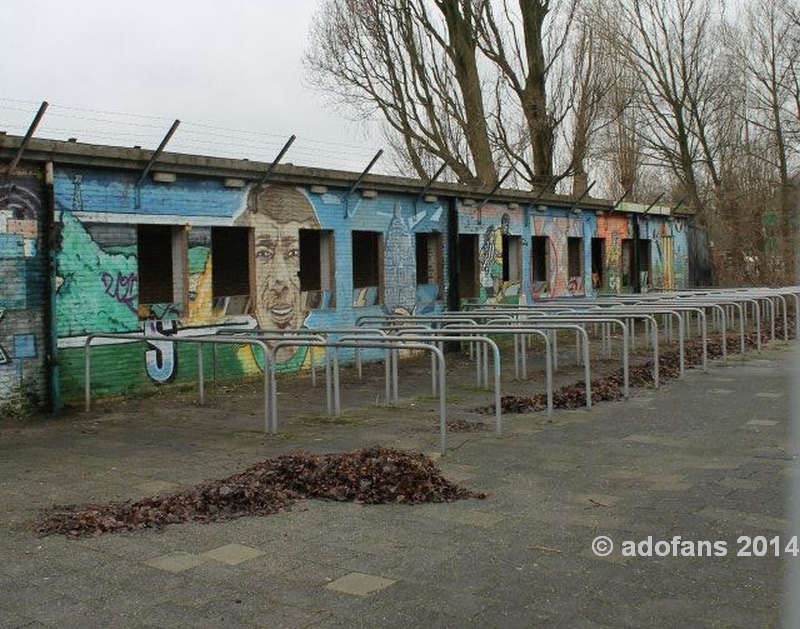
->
[267,338,454,454]
[84,333,272,430]
[362,317,560,411]
[81,285,800,458]
[341,332,503,429]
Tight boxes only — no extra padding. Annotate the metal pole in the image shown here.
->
[84,335,93,412]
[198,344,205,405]
[6,101,48,176]
[136,119,180,188]
[255,135,296,189]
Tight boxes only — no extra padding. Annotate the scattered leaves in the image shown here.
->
[478,325,793,415]
[446,419,489,432]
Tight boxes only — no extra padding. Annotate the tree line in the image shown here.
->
[305,0,799,285]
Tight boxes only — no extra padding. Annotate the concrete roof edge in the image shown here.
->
[0,134,668,215]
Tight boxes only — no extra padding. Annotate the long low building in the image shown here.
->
[0,134,699,413]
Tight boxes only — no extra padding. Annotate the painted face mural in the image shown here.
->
[237,185,320,367]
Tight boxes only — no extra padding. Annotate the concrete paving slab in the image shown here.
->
[748,418,780,426]
[325,572,397,596]
[697,506,788,532]
[755,391,784,398]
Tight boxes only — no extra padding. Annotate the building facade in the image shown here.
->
[0,136,693,413]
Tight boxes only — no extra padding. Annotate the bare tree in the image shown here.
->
[598,0,728,218]
[305,0,497,185]
[306,0,589,188]
[304,0,497,184]
[473,0,577,183]
[556,2,626,196]
[724,0,800,282]
[730,0,799,185]
[602,69,644,200]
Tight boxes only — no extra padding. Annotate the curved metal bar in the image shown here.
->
[269,338,449,454]
[84,333,270,431]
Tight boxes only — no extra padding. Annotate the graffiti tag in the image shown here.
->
[147,302,181,320]
[144,320,178,383]
[101,271,138,313]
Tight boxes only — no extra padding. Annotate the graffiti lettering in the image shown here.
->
[144,320,178,383]
[101,271,138,313]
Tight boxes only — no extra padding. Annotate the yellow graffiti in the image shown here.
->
[185,255,222,325]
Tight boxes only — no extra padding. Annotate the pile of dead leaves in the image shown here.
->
[33,446,485,538]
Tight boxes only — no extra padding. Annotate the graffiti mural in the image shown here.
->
[42,163,693,405]
[479,213,510,302]
[531,214,584,297]
[234,185,319,372]
[648,218,688,290]
[185,227,213,323]
[595,214,630,294]
[457,205,522,305]
[384,204,417,314]
[50,169,457,400]
[0,178,43,308]
[0,175,47,407]
[100,271,138,313]
[651,222,675,290]
[57,213,140,337]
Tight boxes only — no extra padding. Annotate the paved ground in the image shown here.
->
[0,341,797,628]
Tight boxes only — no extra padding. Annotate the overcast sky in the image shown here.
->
[0,0,384,172]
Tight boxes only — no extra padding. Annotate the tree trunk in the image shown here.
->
[436,0,498,185]
[518,0,554,179]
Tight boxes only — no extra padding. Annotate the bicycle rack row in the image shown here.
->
[83,330,503,455]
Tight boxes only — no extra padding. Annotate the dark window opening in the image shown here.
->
[531,236,549,285]
[622,237,651,290]
[622,239,633,286]
[300,229,335,309]
[137,225,174,304]
[299,229,321,291]
[415,232,443,286]
[567,236,584,294]
[502,234,511,281]
[638,239,651,288]
[504,234,521,282]
[416,233,429,284]
[591,237,605,290]
[458,234,479,299]
[352,230,382,306]
[567,237,583,278]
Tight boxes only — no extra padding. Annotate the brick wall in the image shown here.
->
[0,171,48,415]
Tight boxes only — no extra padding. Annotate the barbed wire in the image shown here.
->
[0,98,393,175]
